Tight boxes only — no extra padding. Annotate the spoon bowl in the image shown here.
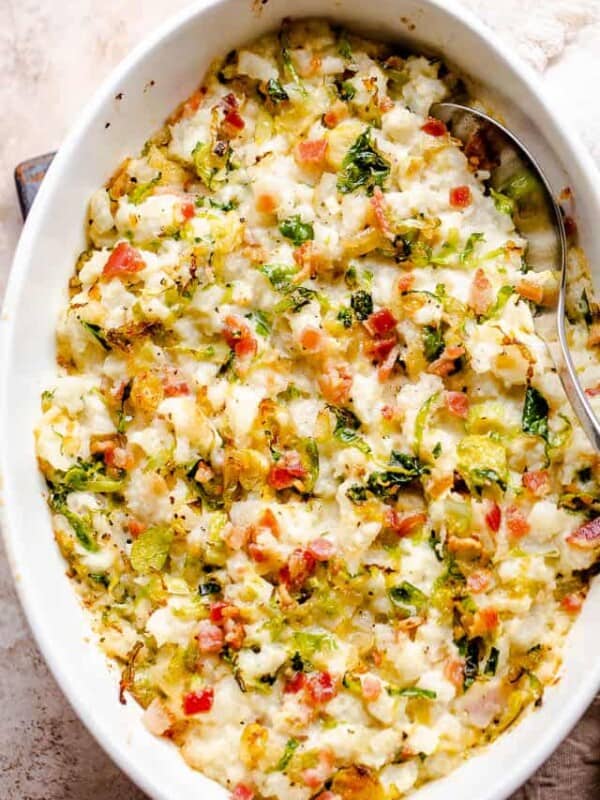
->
[431,101,600,451]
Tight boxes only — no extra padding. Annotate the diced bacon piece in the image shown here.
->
[284,672,307,694]
[444,659,465,690]
[127,518,146,539]
[364,307,397,338]
[318,362,353,404]
[366,336,397,363]
[370,186,392,237]
[381,404,399,421]
[323,100,348,128]
[467,569,493,594]
[224,617,246,650]
[256,193,277,214]
[300,326,325,352]
[585,385,600,397]
[268,451,307,490]
[307,538,335,561]
[427,345,465,377]
[285,548,316,586]
[516,279,544,305]
[450,185,472,208]
[566,517,600,550]
[102,242,145,280]
[305,672,337,706]
[231,784,255,800]
[445,391,469,418]
[506,506,530,539]
[296,138,328,165]
[385,509,427,537]
[378,344,400,382]
[224,108,245,130]
[182,688,214,715]
[181,201,195,220]
[293,241,331,281]
[561,593,584,613]
[143,698,175,736]
[469,607,499,636]
[421,117,447,137]
[485,502,501,533]
[209,601,240,624]
[163,379,190,397]
[361,675,382,701]
[196,620,225,653]
[469,268,492,315]
[522,470,550,497]
[223,315,257,359]
[397,273,415,293]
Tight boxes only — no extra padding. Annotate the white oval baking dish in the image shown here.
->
[2,1,599,799]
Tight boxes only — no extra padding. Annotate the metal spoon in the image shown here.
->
[431,101,600,452]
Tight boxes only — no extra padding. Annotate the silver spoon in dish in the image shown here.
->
[430,101,600,452]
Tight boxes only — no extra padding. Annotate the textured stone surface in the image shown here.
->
[1,2,599,799]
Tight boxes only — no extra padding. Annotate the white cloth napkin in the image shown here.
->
[460,0,600,163]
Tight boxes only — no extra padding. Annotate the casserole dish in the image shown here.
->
[2,1,600,799]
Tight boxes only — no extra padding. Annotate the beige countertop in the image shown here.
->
[1,2,599,798]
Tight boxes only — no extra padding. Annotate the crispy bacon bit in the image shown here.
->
[181,201,195,220]
[522,470,550,497]
[506,506,530,539]
[449,185,472,209]
[397,273,415,294]
[163,379,190,397]
[564,215,577,238]
[196,620,225,653]
[469,607,499,636]
[142,698,175,736]
[179,87,206,120]
[445,391,469,419]
[467,569,493,594]
[364,307,397,338]
[182,688,214,715]
[370,186,392,237]
[300,326,325,352]
[366,336,397,363]
[305,672,337,706]
[381,404,399,421]
[421,117,447,137]
[127,518,146,539]
[427,345,465,377]
[385,509,427,537]
[231,784,255,800]
[464,129,498,171]
[293,241,331,282]
[469,268,492,315]
[362,675,382,701]
[209,601,240,624]
[378,344,400,382]
[284,548,316,587]
[219,92,245,134]
[444,659,465,690]
[318,362,353,404]
[485,502,502,533]
[268,450,307,490]
[561,592,584,613]
[323,100,348,128]
[566,517,600,550]
[296,138,328,165]
[284,672,307,694]
[256,193,277,214]
[585,385,600,397]
[223,315,257,359]
[102,242,146,280]
[307,538,335,561]
[516,279,544,305]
